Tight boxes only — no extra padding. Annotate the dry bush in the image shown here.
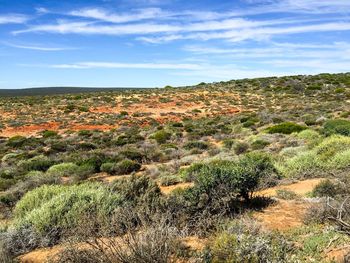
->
[305,197,350,234]
[54,212,185,263]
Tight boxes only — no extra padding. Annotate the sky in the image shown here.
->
[0,0,349,89]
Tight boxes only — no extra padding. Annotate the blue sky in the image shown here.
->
[0,0,349,89]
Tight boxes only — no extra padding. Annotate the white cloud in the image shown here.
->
[69,8,167,23]
[49,61,202,70]
[4,42,74,51]
[35,7,49,14]
[141,22,350,43]
[0,14,28,24]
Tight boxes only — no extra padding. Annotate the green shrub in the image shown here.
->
[278,151,319,178]
[150,130,171,144]
[7,136,27,148]
[279,135,350,177]
[323,119,350,136]
[251,139,270,150]
[19,155,54,172]
[101,159,141,175]
[113,134,144,146]
[184,141,209,150]
[78,130,93,137]
[326,149,350,169]
[119,149,144,163]
[209,219,291,262]
[42,130,58,138]
[297,129,321,148]
[311,180,338,197]
[14,183,121,235]
[47,163,79,177]
[314,135,350,161]
[0,178,16,191]
[188,152,277,201]
[266,122,307,134]
[233,142,249,155]
[223,139,235,149]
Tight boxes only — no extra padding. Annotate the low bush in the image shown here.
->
[233,141,249,155]
[101,159,141,175]
[251,139,270,150]
[296,129,321,148]
[209,218,292,262]
[279,135,350,177]
[323,119,350,136]
[119,149,144,163]
[186,152,277,202]
[6,136,27,148]
[184,141,209,150]
[13,183,122,245]
[150,130,172,144]
[311,179,339,197]
[266,122,307,134]
[42,130,58,138]
[46,162,79,177]
[19,155,54,172]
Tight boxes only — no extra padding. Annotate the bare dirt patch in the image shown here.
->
[257,178,324,197]
[254,199,309,231]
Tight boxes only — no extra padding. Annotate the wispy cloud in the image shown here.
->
[4,42,74,51]
[49,61,202,70]
[141,22,350,43]
[69,8,168,23]
[0,14,29,24]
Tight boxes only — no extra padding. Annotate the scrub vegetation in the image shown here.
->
[1,72,350,262]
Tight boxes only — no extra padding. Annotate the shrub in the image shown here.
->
[278,151,319,178]
[13,183,122,240]
[150,130,171,144]
[251,139,270,150]
[266,122,307,134]
[6,136,27,148]
[297,129,321,148]
[19,155,54,172]
[311,180,338,197]
[113,134,144,146]
[119,149,144,163]
[55,221,180,263]
[184,141,209,150]
[0,178,15,191]
[280,136,350,177]
[314,135,350,161]
[209,219,292,262]
[78,130,93,137]
[323,119,350,136]
[116,159,141,175]
[47,163,79,177]
[101,159,141,175]
[223,138,235,149]
[233,141,249,155]
[188,152,277,201]
[42,130,58,138]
